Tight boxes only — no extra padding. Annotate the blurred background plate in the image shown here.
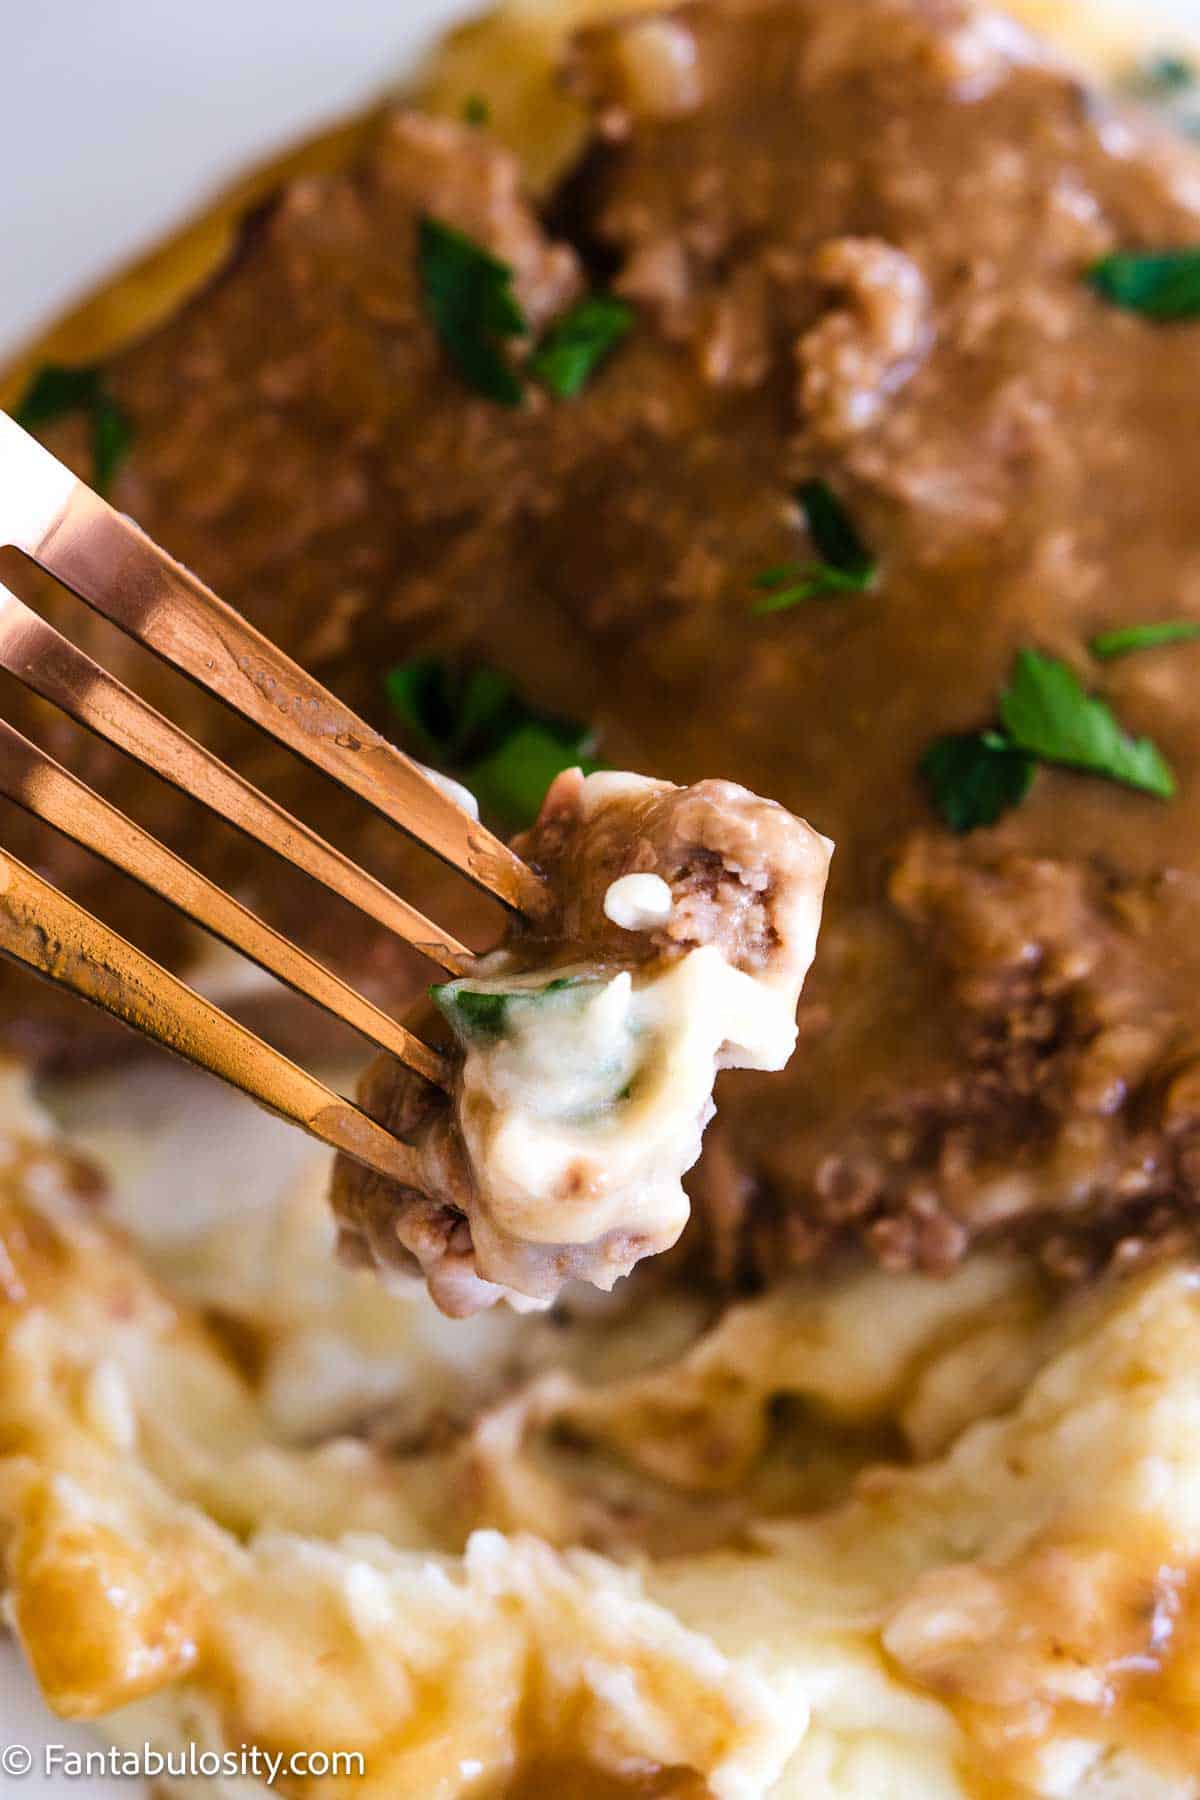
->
[0,0,478,361]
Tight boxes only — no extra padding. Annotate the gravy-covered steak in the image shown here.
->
[12,0,1200,1288]
[333,771,831,1314]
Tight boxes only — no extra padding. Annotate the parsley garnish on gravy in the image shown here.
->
[14,363,132,493]
[418,217,529,407]
[1000,648,1174,795]
[920,730,1035,834]
[384,656,599,828]
[419,217,633,406]
[923,647,1175,832]
[1090,248,1200,320]
[752,481,878,614]
[529,295,633,399]
[1091,620,1200,659]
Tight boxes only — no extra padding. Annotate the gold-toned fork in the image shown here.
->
[0,411,551,1178]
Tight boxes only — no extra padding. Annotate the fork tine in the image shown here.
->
[0,413,552,919]
[0,716,449,1087]
[0,580,472,972]
[0,846,426,1184]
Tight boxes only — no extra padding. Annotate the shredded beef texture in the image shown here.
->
[716,839,1200,1290]
[509,768,830,983]
[331,1029,502,1320]
[10,0,1200,1280]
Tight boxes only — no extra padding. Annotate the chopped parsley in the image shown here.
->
[752,481,877,614]
[529,295,634,399]
[922,647,1176,831]
[386,658,508,763]
[460,720,597,827]
[1121,51,1200,139]
[1133,52,1197,96]
[752,564,871,613]
[417,219,635,405]
[999,647,1174,797]
[798,479,876,579]
[14,363,132,493]
[1090,619,1200,659]
[385,656,599,828]
[920,730,1035,834]
[431,974,583,1045]
[463,94,491,126]
[1089,248,1200,321]
[431,984,511,1043]
[418,216,529,407]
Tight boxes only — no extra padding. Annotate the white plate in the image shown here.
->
[0,0,478,361]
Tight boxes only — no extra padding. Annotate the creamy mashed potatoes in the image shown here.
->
[439,942,799,1277]
[2,1066,1200,1796]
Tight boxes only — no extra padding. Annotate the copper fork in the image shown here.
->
[0,411,550,1183]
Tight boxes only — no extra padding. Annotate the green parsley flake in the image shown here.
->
[529,295,633,398]
[1137,52,1196,95]
[460,720,597,827]
[1089,248,1200,321]
[999,647,1174,798]
[1090,620,1200,659]
[920,730,1035,834]
[385,657,599,828]
[463,95,490,126]
[920,647,1178,831]
[431,975,583,1045]
[751,565,870,614]
[1121,52,1200,140]
[15,363,132,494]
[418,216,529,407]
[751,482,877,615]
[384,658,509,763]
[416,221,636,407]
[797,479,876,580]
[431,984,511,1044]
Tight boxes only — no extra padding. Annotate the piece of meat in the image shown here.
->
[10,0,1200,1285]
[508,768,831,989]
[332,770,831,1314]
[762,836,1199,1283]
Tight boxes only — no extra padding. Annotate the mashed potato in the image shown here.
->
[0,1063,1197,1796]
